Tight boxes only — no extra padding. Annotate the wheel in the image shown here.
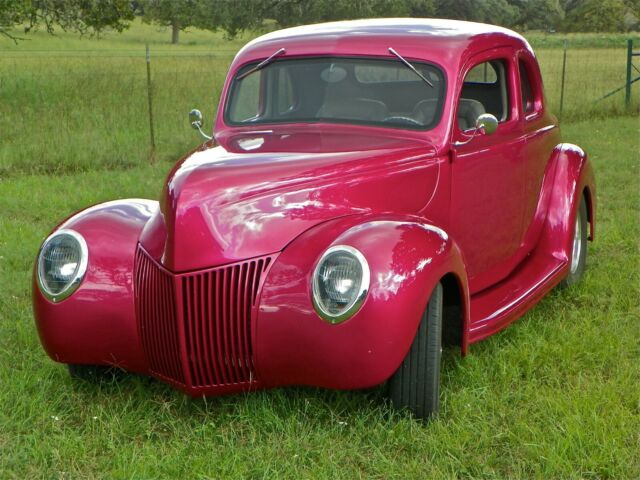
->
[67,364,119,382]
[389,282,443,420]
[560,197,588,288]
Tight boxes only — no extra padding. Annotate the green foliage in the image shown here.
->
[511,0,564,30]
[197,0,639,37]
[0,0,134,42]
[2,0,638,45]
[564,0,627,32]
[139,0,214,43]
[434,0,518,26]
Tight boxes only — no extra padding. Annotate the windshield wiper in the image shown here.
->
[388,47,434,88]
[236,48,286,80]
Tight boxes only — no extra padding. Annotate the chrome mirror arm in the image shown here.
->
[189,108,212,141]
[192,121,213,141]
[453,127,483,147]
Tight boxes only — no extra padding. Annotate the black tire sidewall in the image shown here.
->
[389,282,443,420]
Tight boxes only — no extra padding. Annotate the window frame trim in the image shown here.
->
[453,47,520,138]
[516,50,545,122]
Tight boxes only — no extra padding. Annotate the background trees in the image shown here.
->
[204,0,638,39]
[0,0,134,41]
[1,0,639,44]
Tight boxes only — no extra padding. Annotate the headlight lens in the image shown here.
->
[312,245,370,323]
[37,229,88,302]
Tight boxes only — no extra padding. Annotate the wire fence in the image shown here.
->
[0,40,638,176]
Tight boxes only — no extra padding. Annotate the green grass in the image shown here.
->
[0,111,638,478]
[1,21,639,177]
[0,21,639,477]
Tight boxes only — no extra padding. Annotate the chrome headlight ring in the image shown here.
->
[312,245,370,324]
[37,229,89,303]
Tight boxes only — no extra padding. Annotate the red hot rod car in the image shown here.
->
[33,19,596,419]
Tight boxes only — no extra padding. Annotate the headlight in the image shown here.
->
[312,245,370,323]
[37,229,88,303]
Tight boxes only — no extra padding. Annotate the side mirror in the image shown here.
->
[475,113,498,136]
[454,112,498,147]
[189,108,203,129]
[189,108,212,140]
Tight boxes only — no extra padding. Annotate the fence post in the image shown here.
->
[626,39,633,107]
[145,43,157,162]
[559,39,567,119]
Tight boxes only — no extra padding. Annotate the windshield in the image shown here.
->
[225,56,446,130]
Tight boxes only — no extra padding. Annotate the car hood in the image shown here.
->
[139,128,441,272]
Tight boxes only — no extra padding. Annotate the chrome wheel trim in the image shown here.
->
[570,214,582,274]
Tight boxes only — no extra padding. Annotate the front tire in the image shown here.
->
[560,197,588,287]
[389,282,443,420]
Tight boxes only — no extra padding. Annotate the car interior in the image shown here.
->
[228,58,446,129]
[228,58,509,132]
[457,60,509,130]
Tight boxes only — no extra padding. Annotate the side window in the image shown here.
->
[519,59,536,116]
[465,62,498,84]
[459,60,510,131]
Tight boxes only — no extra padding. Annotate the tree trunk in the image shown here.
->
[171,21,179,44]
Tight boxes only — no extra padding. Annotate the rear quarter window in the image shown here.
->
[464,62,498,84]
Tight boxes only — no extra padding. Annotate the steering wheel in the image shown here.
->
[382,116,423,126]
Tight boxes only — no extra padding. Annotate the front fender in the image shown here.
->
[33,199,157,372]
[256,214,468,390]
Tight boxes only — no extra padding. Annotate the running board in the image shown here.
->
[468,253,568,344]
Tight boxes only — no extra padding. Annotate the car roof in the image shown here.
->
[236,18,528,66]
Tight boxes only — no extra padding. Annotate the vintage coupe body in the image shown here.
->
[33,19,596,419]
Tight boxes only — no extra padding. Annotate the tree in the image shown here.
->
[140,0,203,44]
[564,0,626,32]
[0,0,134,42]
[435,0,519,26]
[509,0,563,31]
[197,0,437,39]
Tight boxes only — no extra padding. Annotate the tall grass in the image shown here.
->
[1,23,638,177]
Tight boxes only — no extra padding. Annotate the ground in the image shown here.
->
[0,21,639,479]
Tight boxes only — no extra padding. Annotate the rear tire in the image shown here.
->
[389,282,443,420]
[67,364,118,382]
[560,197,588,288]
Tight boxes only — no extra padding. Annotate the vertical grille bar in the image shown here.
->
[135,248,185,385]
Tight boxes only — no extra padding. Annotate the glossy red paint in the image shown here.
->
[33,19,596,398]
[256,215,467,389]
[33,200,156,373]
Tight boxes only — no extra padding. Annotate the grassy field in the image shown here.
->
[0,21,639,478]
[0,117,639,478]
[0,21,639,177]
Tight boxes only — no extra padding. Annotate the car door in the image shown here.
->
[449,49,526,293]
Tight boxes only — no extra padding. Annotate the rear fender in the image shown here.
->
[256,214,469,390]
[33,199,157,372]
[536,144,596,262]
